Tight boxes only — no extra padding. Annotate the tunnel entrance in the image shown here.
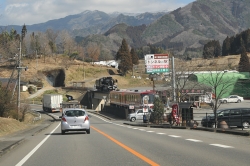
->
[44,69,65,87]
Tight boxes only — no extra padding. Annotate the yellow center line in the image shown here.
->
[91,126,160,166]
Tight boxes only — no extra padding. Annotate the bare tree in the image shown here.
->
[58,30,76,58]
[170,56,209,103]
[46,29,58,61]
[0,29,20,59]
[38,32,50,63]
[77,44,85,62]
[87,42,100,62]
[195,64,239,127]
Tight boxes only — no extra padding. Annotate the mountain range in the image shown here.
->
[3,0,250,59]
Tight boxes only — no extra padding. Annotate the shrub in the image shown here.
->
[28,86,37,94]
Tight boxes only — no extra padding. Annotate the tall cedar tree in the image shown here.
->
[238,46,250,72]
[116,39,132,75]
[130,48,139,65]
[221,28,250,55]
[21,24,27,41]
[222,36,230,56]
[203,40,221,59]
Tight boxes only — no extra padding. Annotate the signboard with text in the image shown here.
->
[144,54,169,74]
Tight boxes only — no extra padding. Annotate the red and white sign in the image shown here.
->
[143,106,148,113]
[129,105,135,109]
[171,104,180,124]
[144,54,169,73]
[146,65,169,68]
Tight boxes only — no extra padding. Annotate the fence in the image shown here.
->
[200,112,250,130]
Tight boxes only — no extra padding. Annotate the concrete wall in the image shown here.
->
[102,105,128,119]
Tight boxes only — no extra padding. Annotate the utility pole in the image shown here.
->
[17,41,28,120]
[171,56,176,102]
[132,64,134,76]
[17,41,21,120]
[36,50,38,70]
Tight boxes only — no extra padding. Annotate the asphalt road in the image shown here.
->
[1,107,250,166]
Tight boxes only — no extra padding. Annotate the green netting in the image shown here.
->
[191,72,250,98]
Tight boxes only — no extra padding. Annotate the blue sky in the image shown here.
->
[0,0,195,26]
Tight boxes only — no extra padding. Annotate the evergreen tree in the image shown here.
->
[116,39,132,75]
[21,24,27,41]
[148,44,164,54]
[30,32,41,57]
[238,46,250,72]
[150,97,164,124]
[130,47,139,65]
[203,40,221,59]
[240,29,250,52]
[222,36,230,56]
[214,40,221,57]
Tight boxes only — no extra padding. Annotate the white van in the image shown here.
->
[127,109,153,122]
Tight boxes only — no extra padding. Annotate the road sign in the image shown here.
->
[144,54,169,74]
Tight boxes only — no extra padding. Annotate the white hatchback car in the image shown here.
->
[60,108,90,134]
[219,95,244,104]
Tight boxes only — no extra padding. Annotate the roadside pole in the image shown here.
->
[17,41,28,120]
[171,56,176,102]
[17,41,21,120]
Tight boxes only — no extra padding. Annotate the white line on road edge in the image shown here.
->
[186,139,203,142]
[210,144,234,148]
[15,123,61,166]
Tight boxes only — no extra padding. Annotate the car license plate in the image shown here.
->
[70,125,81,128]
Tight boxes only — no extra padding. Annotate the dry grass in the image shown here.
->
[0,113,41,137]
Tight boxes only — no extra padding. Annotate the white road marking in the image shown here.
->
[133,128,138,129]
[16,123,60,166]
[168,135,181,138]
[210,144,234,148]
[186,139,202,142]
[139,129,145,131]
[147,131,155,133]
[157,133,166,135]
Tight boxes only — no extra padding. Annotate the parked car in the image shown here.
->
[59,108,90,134]
[127,109,153,122]
[201,108,250,128]
[219,95,244,103]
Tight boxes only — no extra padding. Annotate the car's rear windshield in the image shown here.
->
[65,110,85,117]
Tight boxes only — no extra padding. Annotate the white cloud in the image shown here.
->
[0,0,195,26]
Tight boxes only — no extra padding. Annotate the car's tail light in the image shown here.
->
[84,116,89,122]
[62,117,67,122]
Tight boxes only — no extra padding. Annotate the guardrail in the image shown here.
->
[28,110,42,123]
